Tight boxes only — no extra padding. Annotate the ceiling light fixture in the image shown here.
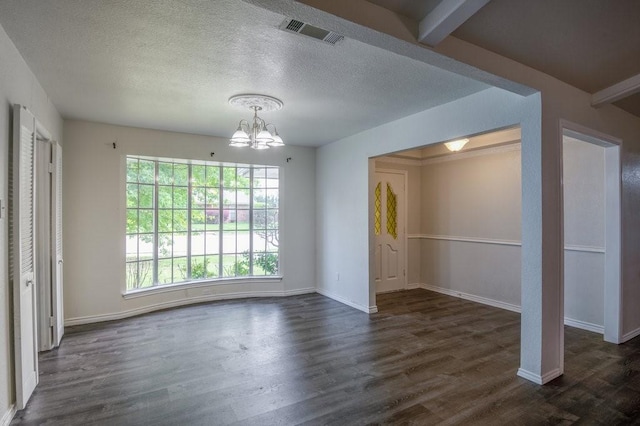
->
[444,138,469,152]
[228,94,285,150]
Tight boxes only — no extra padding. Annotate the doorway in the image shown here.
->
[373,170,407,293]
[561,121,622,343]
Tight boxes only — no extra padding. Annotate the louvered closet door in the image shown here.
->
[51,142,64,345]
[12,104,39,409]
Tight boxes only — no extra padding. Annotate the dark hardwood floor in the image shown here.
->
[11,289,640,425]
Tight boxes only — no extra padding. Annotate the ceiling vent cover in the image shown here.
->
[280,19,345,46]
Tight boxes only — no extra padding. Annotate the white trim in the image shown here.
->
[621,327,640,343]
[419,284,603,334]
[591,73,640,107]
[420,283,520,313]
[375,156,421,166]
[563,318,604,334]
[517,367,562,385]
[67,287,315,326]
[409,233,521,247]
[1,405,16,426]
[316,288,374,314]
[123,276,283,299]
[564,245,605,254]
[409,234,605,253]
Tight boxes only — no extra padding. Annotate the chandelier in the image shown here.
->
[228,94,285,150]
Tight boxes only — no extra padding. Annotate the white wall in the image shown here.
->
[63,120,316,323]
[0,23,63,424]
[563,137,605,328]
[418,146,522,308]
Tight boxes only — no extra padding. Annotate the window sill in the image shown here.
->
[122,276,283,300]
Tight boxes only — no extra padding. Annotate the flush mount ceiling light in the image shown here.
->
[228,94,285,150]
[444,138,469,152]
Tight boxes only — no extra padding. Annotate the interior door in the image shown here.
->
[51,142,64,346]
[374,171,406,293]
[12,104,39,409]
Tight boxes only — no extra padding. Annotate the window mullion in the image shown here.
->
[218,166,223,277]
[187,164,192,280]
[153,161,159,285]
[249,167,254,276]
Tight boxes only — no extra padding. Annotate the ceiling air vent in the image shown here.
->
[280,19,345,46]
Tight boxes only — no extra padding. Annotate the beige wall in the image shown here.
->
[0,24,63,423]
[63,120,316,323]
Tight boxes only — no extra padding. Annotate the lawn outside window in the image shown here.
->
[125,156,279,292]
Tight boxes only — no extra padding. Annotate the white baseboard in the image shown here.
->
[1,405,16,426]
[621,326,640,343]
[419,283,604,334]
[65,287,316,326]
[315,288,374,314]
[420,283,520,313]
[406,282,421,289]
[517,367,562,385]
[564,318,604,334]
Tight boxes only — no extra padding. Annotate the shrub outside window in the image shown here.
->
[126,156,279,291]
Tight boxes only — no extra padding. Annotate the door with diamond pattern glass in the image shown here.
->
[374,171,406,293]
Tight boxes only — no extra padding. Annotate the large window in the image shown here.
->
[126,156,279,291]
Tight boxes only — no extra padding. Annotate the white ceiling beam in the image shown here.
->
[591,73,640,107]
[418,0,491,46]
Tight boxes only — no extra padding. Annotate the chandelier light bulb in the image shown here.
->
[444,138,469,152]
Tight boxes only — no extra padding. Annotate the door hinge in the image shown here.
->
[49,316,55,327]
[48,163,54,173]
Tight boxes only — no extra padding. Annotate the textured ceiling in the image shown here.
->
[0,0,489,147]
[369,0,640,117]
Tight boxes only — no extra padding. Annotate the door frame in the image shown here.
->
[373,167,408,294]
[559,119,622,344]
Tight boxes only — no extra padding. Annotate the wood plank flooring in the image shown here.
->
[10,289,640,425]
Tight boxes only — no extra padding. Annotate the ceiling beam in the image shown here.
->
[591,73,640,107]
[418,0,491,46]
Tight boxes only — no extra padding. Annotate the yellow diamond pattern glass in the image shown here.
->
[387,183,397,239]
[374,182,381,235]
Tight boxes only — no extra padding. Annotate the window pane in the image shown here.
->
[191,210,205,231]
[255,252,278,276]
[126,262,139,290]
[192,187,206,208]
[126,158,139,183]
[223,189,236,209]
[138,260,154,288]
[192,165,206,187]
[158,162,173,185]
[139,160,155,184]
[253,231,267,253]
[205,208,220,229]
[158,259,173,284]
[139,184,154,208]
[174,164,188,186]
[173,187,188,208]
[127,210,138,234]
[173,232,188,257]
[173,210,188,232]
[139,234,154,259]
[237,167,251,188]
[158,210,172,233]
[222,232,236,254]
[253,189,266,207]
[253,168,266,188]
[206,166,220,187]
[204,232,219,255]
[191,232,205,256]
[266,189,279,208]
[173,257,188,282]
[158,233,173,258]
[206,188,219,207]
[191,256,206,279]
[139,210,154,233]
[158,186,172,208]
[223,167,237,187]
[206,255,220,278]
[126,235,139,259]
[126,184,138,208]
[237,231,250,253]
